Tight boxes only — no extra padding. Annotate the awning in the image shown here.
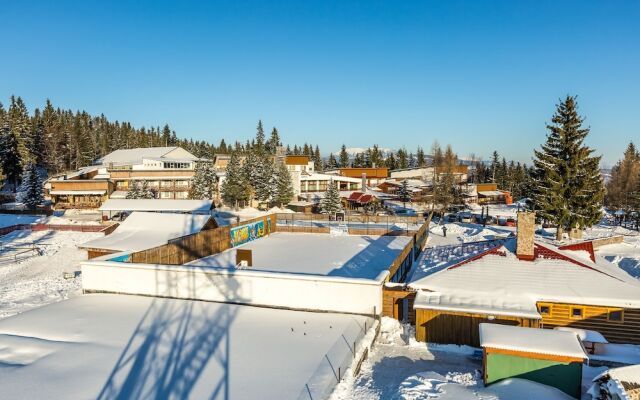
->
[50,190,106,195]
[478,191,505,197]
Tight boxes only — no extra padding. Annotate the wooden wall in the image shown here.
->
[51,180,111,191]
[539,302,640,345]
[128,214,277,265]
[415,309,539,347]
[87,249,118,260]
[382,288,416,324]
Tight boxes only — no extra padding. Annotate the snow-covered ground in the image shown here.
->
[0,229,102,319]
[0,293,371,400]
[0,209,102,228]
[331,318,579,399]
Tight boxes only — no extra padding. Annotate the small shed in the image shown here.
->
[479,323,587,398]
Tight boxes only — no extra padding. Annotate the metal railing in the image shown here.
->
[296,314,377,400]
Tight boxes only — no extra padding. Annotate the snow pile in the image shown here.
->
[0,230,102,319]
[331,317,573,400]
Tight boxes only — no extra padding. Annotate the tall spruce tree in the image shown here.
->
[533,96,604,239]
[397,180,411,210]
[17,163,43,209]
[221,152,250,208]
[189,161,218,200]
[0,120,23,191]
[320,179,343,215]
[126,180,141,199]
[606,142,639,210]
[273,162,294,207]
[266,127,281,153]
[339,144,349,168]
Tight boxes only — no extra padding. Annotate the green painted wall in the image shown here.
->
[486,353,582,398]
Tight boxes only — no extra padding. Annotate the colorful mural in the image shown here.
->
[230,219,270,247]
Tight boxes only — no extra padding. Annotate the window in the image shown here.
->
[160,191,172,199]
[570,306,584,319]
[608,309,624,322]
[176,180,189,187]
[175,191,188,199]
[538,303,552,317]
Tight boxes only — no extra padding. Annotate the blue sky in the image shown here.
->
[2,1,638,165]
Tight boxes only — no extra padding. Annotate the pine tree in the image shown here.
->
[255,120,265,151]
[313,145,323,172]
[17,163,43,209]
[339,144,349,168]
[221,152,250,208]
[606,142,639,210]
[417,147,426,167]
[189,161,218,199]
[533,96,605,239]
[397,180,411,210]
[266,127,281,153]
[386,152,397,170]
[28,117,46,165]
[490,151,500,183]
[126,180,142,199]
[273,162,294,207]
[0,120,23,191]
[139,180,155,199]
[320,179,343,215]
[326,153,338,169]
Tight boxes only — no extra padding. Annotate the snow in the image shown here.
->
[331,318,574,400]
[597,364,640,385]
[189,232,412,279]
[99,198,213,213]
[213,206,278,226]
[553,327,608,343]
[0,230,102,319]
[409,239,640,315]
[79,211,211,252]
[0,294,371,400]
[479,323,587,359]
[0,211,102,228]
[414,291,540,319]
[589,342,640,365]
[95,146,196,165]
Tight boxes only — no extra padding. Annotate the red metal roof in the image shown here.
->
[358,194,373,204]
[347,192,364,201]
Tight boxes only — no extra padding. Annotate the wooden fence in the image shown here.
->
[128,214,277,265]
[387,213,431,283]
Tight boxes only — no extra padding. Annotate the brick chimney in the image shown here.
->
[516,211,535,260]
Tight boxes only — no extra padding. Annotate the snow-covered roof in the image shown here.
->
[596,364,640,385]
[410,239,640,314]
[188,232,412,280]
[478,190,505,196]
[96,147,198,166]
[414,290,540,319]
[553,327,608,343]
[79,212,212,252]
[479,323,587,359]
[99,199,213,213]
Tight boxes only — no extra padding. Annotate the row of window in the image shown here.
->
[163,162,191,169]
[115,180,190,190]
[538,303,624,323]
[160,191,188,199]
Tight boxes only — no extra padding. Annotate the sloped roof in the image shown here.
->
[99,199,213,212]
[96,147,198,166]
[79,211,212,252]
[480,323,587,359]
[410,239,640,314]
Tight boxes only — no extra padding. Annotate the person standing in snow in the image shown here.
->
[443,225,447,237]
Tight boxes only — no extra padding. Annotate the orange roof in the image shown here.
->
[338,168,388,179]
[285,155,310,165]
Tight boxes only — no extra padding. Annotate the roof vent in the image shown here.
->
[516,211,535,261]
